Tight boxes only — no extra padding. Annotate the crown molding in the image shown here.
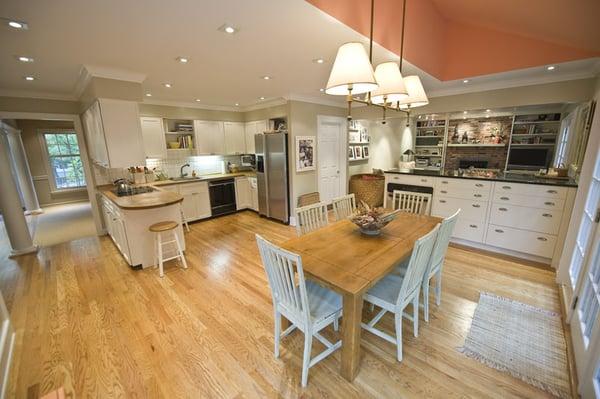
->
[141,98,242,112]
[0,89,77,101]
[240,97,288,112]
[72,64,147,100]
[285,93,346,109]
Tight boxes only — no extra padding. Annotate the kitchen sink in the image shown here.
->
[168,177,205,182]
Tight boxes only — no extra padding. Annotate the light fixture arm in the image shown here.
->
[399,0,407,72]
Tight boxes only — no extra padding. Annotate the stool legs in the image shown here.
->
[157,232,164,277]
[181,207,190,233]
[153,228,187,277]
[173,230,188,269]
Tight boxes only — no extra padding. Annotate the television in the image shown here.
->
[507,147,553,170]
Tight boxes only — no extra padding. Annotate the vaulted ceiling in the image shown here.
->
[306,0,600,81]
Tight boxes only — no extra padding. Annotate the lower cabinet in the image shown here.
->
[101,198,132,264]
[249,177,258,212]
[179,182,211,221]
[235,176,252,210]
[485,224,557,258]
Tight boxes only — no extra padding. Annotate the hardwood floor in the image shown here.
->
[0,211,566,398]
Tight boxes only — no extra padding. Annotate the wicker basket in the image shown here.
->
[349,174,385,208]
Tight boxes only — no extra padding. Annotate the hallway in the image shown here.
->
[29,202,96,247]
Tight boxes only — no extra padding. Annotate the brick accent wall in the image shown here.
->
[444,146,509,170]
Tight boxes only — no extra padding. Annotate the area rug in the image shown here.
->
[459,292,571,398]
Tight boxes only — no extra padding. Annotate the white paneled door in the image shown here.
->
[317,116,346,204]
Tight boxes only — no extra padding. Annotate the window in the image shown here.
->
[42,132,86,190]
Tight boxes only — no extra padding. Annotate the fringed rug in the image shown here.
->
[459,292,571,398]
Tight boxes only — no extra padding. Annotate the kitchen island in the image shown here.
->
[384,168,578,267]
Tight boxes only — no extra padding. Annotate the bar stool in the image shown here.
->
[180,207,190,232]
[149,221,188,277]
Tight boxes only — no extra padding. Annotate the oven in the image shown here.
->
[209,179,237,216]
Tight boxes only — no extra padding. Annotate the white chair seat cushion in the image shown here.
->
[305,281,342,322]
[365,273,405,307]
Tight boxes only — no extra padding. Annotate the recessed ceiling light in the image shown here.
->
[259,96,265,100]
[463,79,469,83]
[219,24,238,34]
[176,57,189,63]
[195,98,201,102]
[163,83,172,88]
[486,109,491,112]
[8,20,28,29]
[261,76,271,80]
[486,115,490,118]
[145,93,152,97]
[17,56,34,63]
[24,76,35,81]
[235,103,239,106]
[463,111,468,114]
[463,116,467,119]
[313,58,325,64]
[319,88,324,92]
[546,65,556,71]
[417,115,421,119]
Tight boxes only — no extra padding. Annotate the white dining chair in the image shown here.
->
[395,209,460,322]
[255,234,342,387]
[361,224,439,362]
[295,202,328,236]
[331,193,356,221]
[392,190,432,215]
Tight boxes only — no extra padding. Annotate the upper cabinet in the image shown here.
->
[140,117,167,159]
[244,120,268,154]
[83,99,145,168]
[224,122,246,155]
[194,120,225,155]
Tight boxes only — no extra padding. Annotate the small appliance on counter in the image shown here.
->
[241,154,255,167]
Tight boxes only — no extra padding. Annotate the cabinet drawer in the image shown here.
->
[489,203,563,235]
[179,181,208,195]
[453,218,485,243]
[493,182,567,199]
[386,174,434,187]
[437,187,490,201]
[432,197,488,222]
[436,178,492,192]
[492,192,565,210]
[485,224,556,258]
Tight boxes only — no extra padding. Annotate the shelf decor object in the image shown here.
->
[325,0,428,123]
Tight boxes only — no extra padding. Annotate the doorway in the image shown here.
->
[317,115,347,204]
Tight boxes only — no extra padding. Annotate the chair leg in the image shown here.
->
[301,333,313,387]
[173,230,188,269]
[413,295,419,337]
[157,232,164,277]
[435,270,442,306]
[423,279,430,323]
[369,303,375,312]
[333,315,339,332]
[394,313,403,362]
[274,310,281,358]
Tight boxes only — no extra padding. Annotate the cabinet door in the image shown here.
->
[98,99,145,167]
[244,122,256,154]
[81,109,97,163]
[196,191,211,219]
[181,193,199,221]
[235,177,252,210]
[140,117,167,159]
[90,101,109,167]
[194,120,224,155]
[224,122,246,155]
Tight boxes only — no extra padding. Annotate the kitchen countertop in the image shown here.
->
[384,168,578,187]
[99,185,184,210]
[150,171,257,187]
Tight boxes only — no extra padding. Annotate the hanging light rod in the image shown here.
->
[324,0,428,122]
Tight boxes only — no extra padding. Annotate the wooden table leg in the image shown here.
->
[341,292,363,381]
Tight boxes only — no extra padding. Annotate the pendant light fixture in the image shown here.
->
[324,0,428,121]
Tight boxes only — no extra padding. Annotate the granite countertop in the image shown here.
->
[384,168,578,187]
[99,186,183,210]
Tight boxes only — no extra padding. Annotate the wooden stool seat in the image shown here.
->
[149,221,178,232]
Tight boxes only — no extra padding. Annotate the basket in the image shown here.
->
[349,174,385,208]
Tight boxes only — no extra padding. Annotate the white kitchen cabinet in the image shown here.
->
[194,120,225,155]
[235,177,252,210]
[140,117,167,159]
[249,176,258,211]
[101,198,132,263]
[489,203,563,235]
[224,122,246,155]
[244,120,268,154]
[179,182,211,221]
[486,224,557,258]
[83,99,145,168]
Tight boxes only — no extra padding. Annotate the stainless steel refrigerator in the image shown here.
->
[255,132,289,223]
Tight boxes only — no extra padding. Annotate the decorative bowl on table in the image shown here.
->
[349,202,399,236]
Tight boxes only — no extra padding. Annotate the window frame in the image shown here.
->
[39,129,87,193]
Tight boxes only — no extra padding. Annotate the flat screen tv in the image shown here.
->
[507,147,553,170]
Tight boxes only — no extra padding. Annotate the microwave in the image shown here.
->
[241,154,255,167]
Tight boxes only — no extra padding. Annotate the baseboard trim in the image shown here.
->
[449,238,552,267]
[9,245,38,257]
[557,285,580,399]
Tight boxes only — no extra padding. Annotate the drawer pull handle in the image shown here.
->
[440,190,448,194]
[474,194,482,198]
[475,183,484,187]
[469,224,477,228]
[441,181,448,184]
[502,186,512,190]
[542,213,552,218]
[495,229,504,233]
[544,201,555,206]
[439,200,447,203]
[498,207,508,211]
[420,179,428,183]
[472,204,481,208]
[500,196,509,201]
[547,190,558,194]
[537,237,548,242]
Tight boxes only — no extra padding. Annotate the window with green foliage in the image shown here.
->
[42,132,86,190]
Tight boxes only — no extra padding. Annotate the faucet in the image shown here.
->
[180,163,190,178]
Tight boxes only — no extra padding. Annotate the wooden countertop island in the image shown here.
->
[99,186,183,210]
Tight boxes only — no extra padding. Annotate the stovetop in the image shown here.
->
[112,185,156,197]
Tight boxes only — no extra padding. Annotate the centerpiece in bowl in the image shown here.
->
[349,202,399,236]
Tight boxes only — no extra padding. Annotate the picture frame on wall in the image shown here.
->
[348,146,355,160]
[354,145,363,159]
[362,145,369,159]
[296,136,316,172]
[348,130,361,143]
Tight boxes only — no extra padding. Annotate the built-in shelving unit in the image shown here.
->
[163,119,195,153]
[505,113,562,171]
[348,121,370,161]
[414,117,447,170]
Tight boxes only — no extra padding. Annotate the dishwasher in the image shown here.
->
[208,178,237,217]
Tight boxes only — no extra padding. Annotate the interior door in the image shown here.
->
[318,116,346,204]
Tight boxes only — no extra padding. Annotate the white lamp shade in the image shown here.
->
[370,62,408,104]
[325,42,378,95]
[398,75,429,108]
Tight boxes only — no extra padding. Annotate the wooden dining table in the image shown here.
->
[281,212,441,382]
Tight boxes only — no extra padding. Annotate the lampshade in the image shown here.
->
[325,42,378,95]
[398,75,428,108]
[370,62,408,104]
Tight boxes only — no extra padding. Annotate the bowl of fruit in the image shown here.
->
[349,202,399,236]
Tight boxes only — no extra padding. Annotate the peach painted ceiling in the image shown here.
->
[305,0,600,81]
